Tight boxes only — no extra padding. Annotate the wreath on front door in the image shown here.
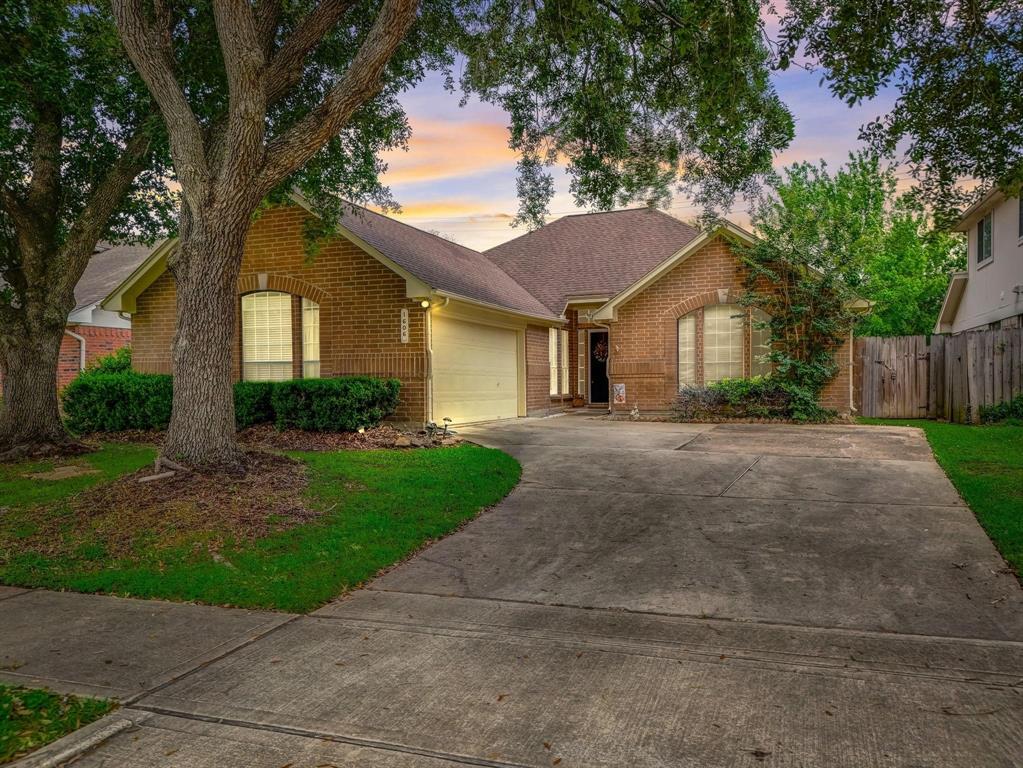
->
[592,338,609,363]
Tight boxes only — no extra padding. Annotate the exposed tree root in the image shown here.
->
[0,437,94,464]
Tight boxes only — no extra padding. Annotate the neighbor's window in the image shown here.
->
[549,328,559,395]
[703,304,745,383]
[750,308,773,377]
[977,213,993,264]
[302,298,320,379]
[677,313,696,386]
[242,291,292,381]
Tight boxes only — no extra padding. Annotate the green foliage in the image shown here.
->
[61,372,401,434]
[738,155,876,394]
[980,394,1023,424]
[0,445,520,612]
[672,377,833,423]
[775,0,1022,219]
[83,346,133,375]
[0,684,114,763]
[62,372,173,433]
[271,377,401,432]
[462,0,795,224]
[233,382,276,430]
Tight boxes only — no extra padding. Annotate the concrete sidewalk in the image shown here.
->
[4,418,1022,767]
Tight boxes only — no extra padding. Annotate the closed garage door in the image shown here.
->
[432,315,519,424]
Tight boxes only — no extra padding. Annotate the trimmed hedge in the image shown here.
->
[63,372,173,433]
[671,377,833,423]
[62,372,400,433]
[272,377,401,432]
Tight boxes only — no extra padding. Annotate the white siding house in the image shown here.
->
[935,191,1023,333]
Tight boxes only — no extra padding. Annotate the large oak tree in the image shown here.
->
[110,0,793,468]
[0,1,173,460]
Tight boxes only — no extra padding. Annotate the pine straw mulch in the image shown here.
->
[21,450,317,560]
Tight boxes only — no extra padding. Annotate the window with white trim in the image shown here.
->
[302,298,320,379]
[677,313,696,387]
[242,291,293,381]
[750,308,773,377]
[703,304,745,383]
[549,328,559,395]
[559,329,569,395]
[977,213,993,264]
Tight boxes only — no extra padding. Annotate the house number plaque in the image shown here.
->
[400,308,409,344]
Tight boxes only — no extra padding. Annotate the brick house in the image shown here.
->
[103,197,856,425]
[1,243,152,390]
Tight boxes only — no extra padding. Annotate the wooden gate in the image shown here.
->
[857,329,1023,421]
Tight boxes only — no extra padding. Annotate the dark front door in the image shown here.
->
[589,331,609,403]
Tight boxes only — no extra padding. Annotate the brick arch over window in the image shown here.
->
[665,287,743,320]
[237,273,330,305]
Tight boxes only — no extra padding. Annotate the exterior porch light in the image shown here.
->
[420,299,431,308]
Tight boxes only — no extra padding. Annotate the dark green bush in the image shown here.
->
[271,377,401,432]
[234,381,276,429]
[980,393,1023,424]
[671,376,834,423]
[83,346,133,375]
[63,372,173,432]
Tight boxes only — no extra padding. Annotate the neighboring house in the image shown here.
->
[0,242,153,390]
[934,191,1023,334]
[102,197,856,425]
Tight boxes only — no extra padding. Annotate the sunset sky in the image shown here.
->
[379,62,906,251]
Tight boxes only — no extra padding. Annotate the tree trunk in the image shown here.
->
[161,207,249,469]
[0,318,83,461]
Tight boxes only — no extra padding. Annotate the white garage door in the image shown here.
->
[432,315,519,424]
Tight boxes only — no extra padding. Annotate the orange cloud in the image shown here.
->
[380,117,516,185]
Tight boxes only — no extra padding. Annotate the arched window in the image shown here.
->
[750,308,773,377]
[242,291,292,381]
[302,298,320,379]
[677,304,774,389]
[703,304,745,383]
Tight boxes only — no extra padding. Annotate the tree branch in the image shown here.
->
[25,99,62,230]
[255,0,282,58]
[212,0,268,186]
[111,0,209,197]
[265,0,358,107]
[259,0,419,192]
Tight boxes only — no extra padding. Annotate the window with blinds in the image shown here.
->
[750,308,773,377]
[703,304,745,383]
[577,329,586,397]
[677,313,696,387]
[559,329,569,395]
[302,298,320,378]
[548,327,559,395]
[242,291,293,381]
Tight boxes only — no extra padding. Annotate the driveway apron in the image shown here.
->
[27,417,1023,767]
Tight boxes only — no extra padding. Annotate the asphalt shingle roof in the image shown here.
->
[338,205,557,320]
[485,208,700,313]
[76,242,157,312]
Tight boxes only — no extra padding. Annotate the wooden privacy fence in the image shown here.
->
[856,328,1023,422]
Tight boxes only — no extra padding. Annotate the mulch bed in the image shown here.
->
[23,450,316,559]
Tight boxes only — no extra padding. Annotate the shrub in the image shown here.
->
[671,377,834,423]
[84,346,133,375]
[980,393,1023,424]
[63,372,173,432]
[234,381,275,429]
[271,377,401,432]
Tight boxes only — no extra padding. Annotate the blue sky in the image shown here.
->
[378,62,903,251]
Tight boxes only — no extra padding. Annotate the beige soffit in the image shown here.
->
[933,272,969,333]
[100,238,178,313]
[952,188,1005,232]
[592,221,755,321]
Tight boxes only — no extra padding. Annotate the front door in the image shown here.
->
[589,331,609,404]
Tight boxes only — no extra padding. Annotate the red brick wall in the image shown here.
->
[130,205,430,423]
[58,325,132,389]
[607,236,853,415]
[525,324,552,416]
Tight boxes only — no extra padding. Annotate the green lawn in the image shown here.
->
[0,684,114,764]
[0,444,519,612]
[859,419,1023,576]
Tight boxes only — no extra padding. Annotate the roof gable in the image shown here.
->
[485,207,701,313]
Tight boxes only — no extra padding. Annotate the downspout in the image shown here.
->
[64,329,87,374]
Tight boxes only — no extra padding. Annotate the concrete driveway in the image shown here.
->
[13,417,1023,767]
